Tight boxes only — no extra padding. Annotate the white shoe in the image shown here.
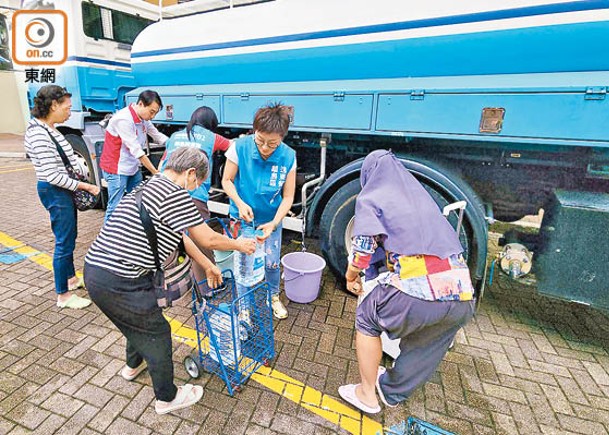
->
[271,295,287,319]
[155,384,203,415]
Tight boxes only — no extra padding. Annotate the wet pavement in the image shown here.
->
[1,150,609,435]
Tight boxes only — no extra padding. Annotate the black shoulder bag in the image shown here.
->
[134,187,194,308]
[44,129,98,211]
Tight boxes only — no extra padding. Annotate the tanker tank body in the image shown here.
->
[128,0,609,307]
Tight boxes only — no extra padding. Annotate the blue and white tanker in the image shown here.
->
[126,0,609,308]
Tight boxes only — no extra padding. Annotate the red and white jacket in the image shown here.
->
[100,104,168,176]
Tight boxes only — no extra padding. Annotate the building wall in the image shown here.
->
[0,70,29,134]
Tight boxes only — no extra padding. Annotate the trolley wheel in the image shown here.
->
[232,385,242,393]
[262,358,270,367]
[184,355,202,379]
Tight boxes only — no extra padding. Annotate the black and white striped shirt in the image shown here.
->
[24,118,80,191]
[85,175,204,278]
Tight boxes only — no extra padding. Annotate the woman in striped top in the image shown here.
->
[24,85,101,310]
[84,147,256,415]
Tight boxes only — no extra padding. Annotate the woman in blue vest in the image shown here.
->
[159,106,231,277]
[222,103,296,319]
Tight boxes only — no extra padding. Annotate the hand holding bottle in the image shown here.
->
[236,238,256,254]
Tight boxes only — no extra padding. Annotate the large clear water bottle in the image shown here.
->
[234,221,266,287]
[208,302,241,366]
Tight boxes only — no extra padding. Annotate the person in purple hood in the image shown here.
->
[338,150,475,414]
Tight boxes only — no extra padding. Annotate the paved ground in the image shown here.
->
[1,150,609,435]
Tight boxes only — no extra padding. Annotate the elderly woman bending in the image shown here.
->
[338,150,475,414]
[84,147,255,415]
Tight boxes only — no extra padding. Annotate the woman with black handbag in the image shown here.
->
[84,147,256,415]
[24,85,101,309]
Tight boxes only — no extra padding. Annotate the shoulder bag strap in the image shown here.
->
[42,126,75,172]
[134,187,162,271]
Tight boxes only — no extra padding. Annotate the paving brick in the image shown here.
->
[492,411,520,435]
[104,416,151,435]
[490,351,515,377]
[508,401,540,434]
[497,374,543,396]
[425,410,475,435]
[270,412,316,435]
[582,361,609,387]
[570,368,605,397]
[556,413,609,435]
[34,413,67,435]
[89,359,124,388]
[40,391,85,418]
[58,365,98,396]
[475,358,500,384]
[120,385,155,421]
[137,407,182,435]
[482,383,527,404]
[86,394,130,433]
[424,382,446,413]
[525,392,560,427]
[512,366,558,387]
[5,401,51,430]
[528,359,572,378]
[198,409,229,434]
[0,372,25,395]
[0,382,39,417]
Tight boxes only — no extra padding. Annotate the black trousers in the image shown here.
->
[84,262,178,402]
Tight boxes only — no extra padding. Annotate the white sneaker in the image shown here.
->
[271,295,287,319]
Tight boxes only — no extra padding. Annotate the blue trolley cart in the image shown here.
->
[183,270,275,395]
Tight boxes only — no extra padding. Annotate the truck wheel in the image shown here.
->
[319,168,486,292]
[64,134,103,209]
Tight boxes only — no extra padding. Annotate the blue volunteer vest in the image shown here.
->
[229,135,296,225]
[161,125,215,203]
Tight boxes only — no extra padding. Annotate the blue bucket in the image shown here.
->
[281,252,326,303]
[214,249,234,272]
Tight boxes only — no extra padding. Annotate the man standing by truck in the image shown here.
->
[100,90,168,221]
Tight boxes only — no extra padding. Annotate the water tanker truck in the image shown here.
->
[50,0,609,309]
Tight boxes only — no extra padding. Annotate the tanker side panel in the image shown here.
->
[131,1,609,87]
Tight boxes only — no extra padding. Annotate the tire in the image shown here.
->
[183,355,202,379]
[319,166,487,291]
[64,134,103,209]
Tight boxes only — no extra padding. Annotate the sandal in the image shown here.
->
[120,361,147,381]
[376,366,398,408]
[68,275,85,291]
[338,384,381,414]
[155,384,203,415]
[56,294,91,309]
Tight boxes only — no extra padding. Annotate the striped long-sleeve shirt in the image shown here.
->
[24,118,80,191]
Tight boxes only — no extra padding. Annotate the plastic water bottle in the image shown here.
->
[234,221,265,287]
[208,302,241,366]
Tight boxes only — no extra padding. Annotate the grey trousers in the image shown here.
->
[356,284,475,406]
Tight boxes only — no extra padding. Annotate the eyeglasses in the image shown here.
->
[254,134,281,150]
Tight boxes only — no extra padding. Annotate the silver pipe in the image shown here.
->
[299,138,327,250]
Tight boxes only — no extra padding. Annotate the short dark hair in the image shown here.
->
[165,146,209,181]
[187,106,219,140]
[31,85,72,119]
[253,102,291,138]
[137,90,163,110]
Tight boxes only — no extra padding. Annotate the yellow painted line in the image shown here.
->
[0,231,386,434]
[167,314,385,435]
[0,167,33,174]
[0,164,31,170]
